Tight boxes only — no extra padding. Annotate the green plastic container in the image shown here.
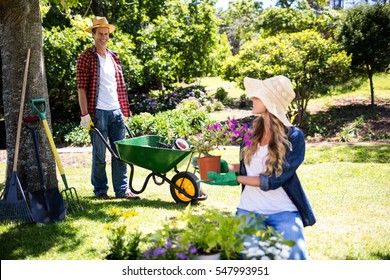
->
[115,135,192,174]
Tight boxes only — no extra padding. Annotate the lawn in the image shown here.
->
[0,74,389,260]
[0,143,389,260]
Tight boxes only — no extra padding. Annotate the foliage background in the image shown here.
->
[2,1,388,143]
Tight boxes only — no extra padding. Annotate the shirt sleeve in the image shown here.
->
[76,52,89,89]
[259,127,305,191]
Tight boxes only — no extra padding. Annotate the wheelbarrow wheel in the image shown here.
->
[170,172,200,205]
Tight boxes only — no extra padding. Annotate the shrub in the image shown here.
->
[215,87,228,102]
[64,125,90,146]
[129,85,212,115]
[128,104,211,140]
[53,122,79,144]
[53,102,211,146]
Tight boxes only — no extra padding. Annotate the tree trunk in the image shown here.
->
[367,65,375,107]
[91,0,106,16]
[0,0,58,192]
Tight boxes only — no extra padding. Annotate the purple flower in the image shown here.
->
[243,134,252,146]
[233,129,242,138]
[142,249,153,258]
[189,246,198,254]
[153,247,167,257]
[177,252,188,260]
[165,238,173,250]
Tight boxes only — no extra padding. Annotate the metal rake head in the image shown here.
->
[0,200,34,224]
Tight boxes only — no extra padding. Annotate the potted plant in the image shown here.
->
[189,117,252,180]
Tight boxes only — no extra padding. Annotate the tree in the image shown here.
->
[258,3,341,39]
[0,0,58,192]
[136,0,219,85]
[275,0,296,8]
[219,0,263,54]
[37,0,221,121]
[221,30,352,125]
[337,4,390,106]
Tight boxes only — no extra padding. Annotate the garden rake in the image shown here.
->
[0,48,33,224]
[31,98,84,213]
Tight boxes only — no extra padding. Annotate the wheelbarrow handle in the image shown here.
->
[91,125,120,160]
[125,125,135,138]
[31,98,47,120]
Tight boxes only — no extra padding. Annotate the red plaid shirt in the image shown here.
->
[76,46,130,117]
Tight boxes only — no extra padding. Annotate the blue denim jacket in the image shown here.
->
[239,126,316,227]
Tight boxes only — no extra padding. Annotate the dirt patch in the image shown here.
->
[303,98,389,142]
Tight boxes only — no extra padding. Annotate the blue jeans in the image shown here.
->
[236,208,308,260]
[90,109,129,198]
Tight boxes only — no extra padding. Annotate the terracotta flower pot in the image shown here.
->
[197,156,221,181]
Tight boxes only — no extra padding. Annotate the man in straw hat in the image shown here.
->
[76,16,140,200]
[203,75,316,259]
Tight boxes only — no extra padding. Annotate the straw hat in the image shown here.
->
[244,75,295,127]
[86,16,116,33]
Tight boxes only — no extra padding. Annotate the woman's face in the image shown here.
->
[251,97,267,115]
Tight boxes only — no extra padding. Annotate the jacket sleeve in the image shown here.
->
[259,127,305,191]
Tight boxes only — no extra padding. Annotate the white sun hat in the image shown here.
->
[244,75,296,127]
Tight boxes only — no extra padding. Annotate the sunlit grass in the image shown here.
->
[200,76,245,99]
[306,73,390,112]
[0,143,389,260]
[301,161,390,260]
[200,73,390,112]
[0,73,389,259]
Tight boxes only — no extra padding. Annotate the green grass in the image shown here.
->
[1,74,389,260]
[306,73,390,111]
[200,76,245,99]
[0,143,389,260]
[200,73,390,111]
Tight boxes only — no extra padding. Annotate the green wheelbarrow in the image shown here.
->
[92,127,207,204]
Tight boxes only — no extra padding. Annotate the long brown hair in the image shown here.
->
[241,114,292,177]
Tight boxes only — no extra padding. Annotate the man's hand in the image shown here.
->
[203,171,239,186]
[80,114,93,130]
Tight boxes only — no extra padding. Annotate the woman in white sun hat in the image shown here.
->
[205,75,316,260]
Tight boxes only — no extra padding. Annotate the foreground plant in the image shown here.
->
[240,226,295,260]
[143,237,198,260]
[105,205,294,260]
[105,224,143,260]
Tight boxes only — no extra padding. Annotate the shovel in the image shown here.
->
[31,98,84,213]
[23,116,66,223]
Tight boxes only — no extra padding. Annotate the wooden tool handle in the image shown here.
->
[13,48,31,172]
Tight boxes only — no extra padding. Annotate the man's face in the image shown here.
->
[92,27,110,49]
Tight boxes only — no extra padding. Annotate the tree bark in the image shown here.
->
[366,63,375,107]
[91,0,106,16]
[0,0,58,192]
